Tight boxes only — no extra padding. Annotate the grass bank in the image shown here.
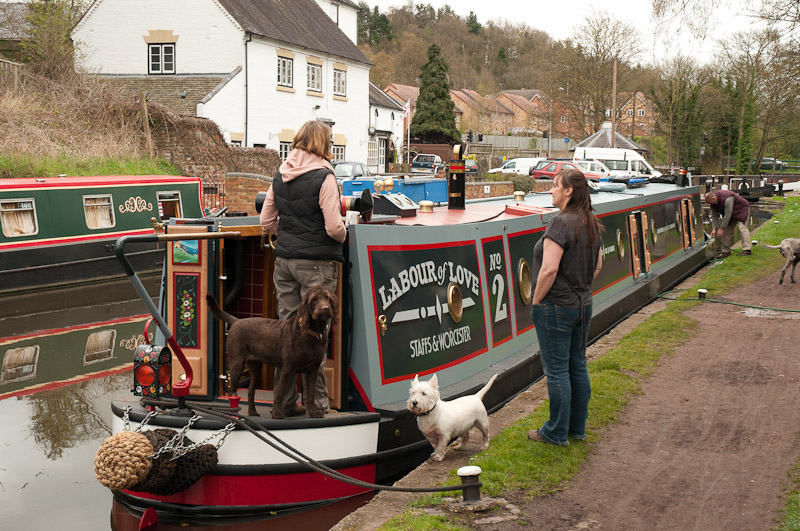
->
[0,153,179,179]
[381,197,798,530]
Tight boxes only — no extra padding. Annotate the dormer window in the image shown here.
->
[149,43,175,74]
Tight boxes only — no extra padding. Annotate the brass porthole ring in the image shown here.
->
[518,258,532,305]
[616,229,625,260]
[447,282,463,323]
[650,218,658,244]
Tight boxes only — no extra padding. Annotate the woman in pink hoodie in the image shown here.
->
[259,120,346,416]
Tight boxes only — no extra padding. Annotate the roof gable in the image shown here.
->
[369,82,403,110]
[217,0,369,65]
[383,83,419,106]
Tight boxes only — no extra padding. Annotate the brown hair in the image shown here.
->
[292,120,332,160]
[555,169,604,246]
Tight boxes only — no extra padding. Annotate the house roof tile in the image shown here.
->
[383,83,419,107]
[369,82,403,110]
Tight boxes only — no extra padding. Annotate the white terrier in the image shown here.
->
[407,373,497,461]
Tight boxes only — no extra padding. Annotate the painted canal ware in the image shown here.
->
[0,175,203,295]
[109,178,709,518]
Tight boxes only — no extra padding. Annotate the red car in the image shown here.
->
[530,160,602,181]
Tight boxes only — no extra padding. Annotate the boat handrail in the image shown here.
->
[114,231,241,397]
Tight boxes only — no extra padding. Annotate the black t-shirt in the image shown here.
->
[531,210,601,308]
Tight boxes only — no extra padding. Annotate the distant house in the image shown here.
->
[617,91,656,137]
[72,0,372,162]
[571,121,648,153]
[367,82,403,173]
[383,82,464,141]
[0,2,27,62]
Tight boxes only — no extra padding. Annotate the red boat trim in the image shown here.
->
[0,228,156,250]
[0,175,201,191]
[0,314,148,343]
[348,367,375,412]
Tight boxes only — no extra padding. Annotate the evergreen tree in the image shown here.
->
[409,44,460,144]
[466,11,481,34]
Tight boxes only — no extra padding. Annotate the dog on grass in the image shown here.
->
[407,373,497,461]
[206,285,337,419]
[758,238,800,284]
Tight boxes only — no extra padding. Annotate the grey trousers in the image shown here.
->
[273,256,338,412]
[720,220,752,252]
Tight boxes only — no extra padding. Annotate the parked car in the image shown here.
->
[754,157,787,172]
[411,153,444,173]
[572,147,661,178]
[575,160,612,179]
[530,160,601,180]
[487,157,545,175]
[465,159,479,177]
[333,161,371,183]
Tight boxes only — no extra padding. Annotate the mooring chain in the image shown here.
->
[149,414,201,460]
[122,406,131,431]
[168,422,236,461]
[132,410,158,433]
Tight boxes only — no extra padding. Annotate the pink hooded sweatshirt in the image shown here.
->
[259,149,346,244]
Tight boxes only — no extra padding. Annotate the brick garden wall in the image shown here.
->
[465,181,514,199]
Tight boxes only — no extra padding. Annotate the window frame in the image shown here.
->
[333,68,347,97]
[638,109,646,117]
[307,63,322,92]
[1,345,39,384]
[1,198,39,238]
[277,56,294,88]
[84,329,117,365]
[83,194,116,230]
[332,144,346,161]
[157,191,183,221]
[279,141,292,161]
[148,43,175,75]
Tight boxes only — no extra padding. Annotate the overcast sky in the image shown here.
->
[365,0,758,65]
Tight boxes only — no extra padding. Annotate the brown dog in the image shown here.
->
[206,285,337,418]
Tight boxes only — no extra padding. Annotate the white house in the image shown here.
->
[367,82,404,173]
[72,0,372,163]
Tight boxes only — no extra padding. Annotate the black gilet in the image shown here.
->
[271,168,343,262]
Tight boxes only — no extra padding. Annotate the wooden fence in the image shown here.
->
[0,57,22,94]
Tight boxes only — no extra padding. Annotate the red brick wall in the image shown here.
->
[222,173,273,215]
[465,181,514,199]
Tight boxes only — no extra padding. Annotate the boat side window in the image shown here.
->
[1,346,39,384]
[83,194,116,229]
[84,329,116,365]
[0,199,38,237]
[157,192,182,220]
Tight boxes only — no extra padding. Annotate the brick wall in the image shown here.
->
[465,181,514,199]
[222,173,273,215]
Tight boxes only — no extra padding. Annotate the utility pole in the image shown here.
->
[611,59,617,149]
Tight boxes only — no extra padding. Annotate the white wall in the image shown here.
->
[245,38,369,160]
[72,0,242,75]
[313,0,359,45]
[198,69,245,142]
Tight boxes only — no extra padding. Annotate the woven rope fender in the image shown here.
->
[94,431,154,490]
[130,429,178,493]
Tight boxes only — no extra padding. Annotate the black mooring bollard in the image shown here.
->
[457,466,482,503]
[778,180,784,197]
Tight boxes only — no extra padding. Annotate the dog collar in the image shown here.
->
[414,402,437,417]
[305,328,323,341]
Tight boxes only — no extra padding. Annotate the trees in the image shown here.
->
[22,0,88,80]
[409,44,460,144]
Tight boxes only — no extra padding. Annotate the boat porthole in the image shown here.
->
[650,218,658,244]
[447,282,463,323]
[616,229,625,260]
[518,259,532,305]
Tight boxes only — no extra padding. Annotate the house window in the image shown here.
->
[254,143,266,148]
[157,192,182,220]
[84,329,116,365]
[279,141,291,161]
[627,109,633,116]
[83,195,115,229]
[278,56,293,87]
[148,43,175,75]
[455,114,460,123]
[1,346,39,384]
[307,63,322,92]
[333,69,346,97]
[1,199,38,237]
[638,109,646,116]
[330,3,339,23]
[231,141,242,147]
[560,115,566,123]
[332,144,345,161]
[367,139,378,166]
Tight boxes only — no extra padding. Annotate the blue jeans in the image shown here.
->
[530,301,592,446]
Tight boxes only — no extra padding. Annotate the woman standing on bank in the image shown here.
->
[528,169,604,446]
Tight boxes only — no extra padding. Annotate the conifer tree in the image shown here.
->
[409,44,460,144]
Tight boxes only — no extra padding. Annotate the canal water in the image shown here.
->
[0,279,370,530]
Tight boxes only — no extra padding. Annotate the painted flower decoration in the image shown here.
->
[180,290,195,326]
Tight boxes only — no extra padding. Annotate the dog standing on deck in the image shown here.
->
[407,373,497,461]
[758,238,800,284]
[206,285,337,419]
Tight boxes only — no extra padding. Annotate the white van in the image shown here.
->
[487,157,545,175]
[572,148,661,179]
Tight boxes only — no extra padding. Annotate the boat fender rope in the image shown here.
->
[94,428,218,495]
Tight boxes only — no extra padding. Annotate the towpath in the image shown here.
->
[332,260,800,530]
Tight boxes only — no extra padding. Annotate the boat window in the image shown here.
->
[1,346,39,384]
[83,195,116,229]
[84,329,116,365]
[0,199,38,238]
[157,192,182,220]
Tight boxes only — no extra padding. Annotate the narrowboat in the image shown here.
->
[0,175,203,295]
[107,173,709,520]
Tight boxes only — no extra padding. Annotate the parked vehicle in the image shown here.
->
[465,159,479,177]
[333,161,371,182]
[572,147,662,179]
[487,157,545,175]
[753,157,787,172]
[411,153,444,173]
[531,160,599,180]
[575,160,612,179]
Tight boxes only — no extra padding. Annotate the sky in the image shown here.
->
[365,0,759,65]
